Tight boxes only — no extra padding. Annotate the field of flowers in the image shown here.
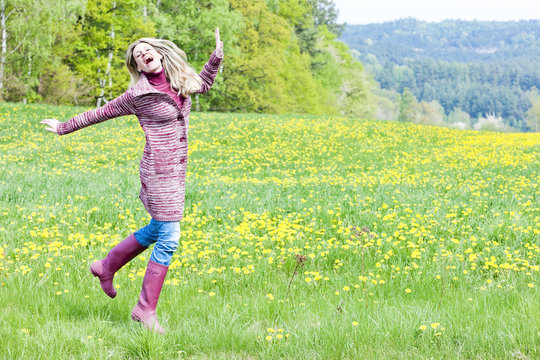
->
[0,102,538,359]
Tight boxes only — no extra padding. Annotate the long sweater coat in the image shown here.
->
[57,51,223,221]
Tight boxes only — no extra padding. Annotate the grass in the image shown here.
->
[0,102,538,359]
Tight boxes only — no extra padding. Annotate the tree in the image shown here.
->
[525,87,540,132]
[226,0,327,114]
[307,0,343,36]
[398,88,418,122]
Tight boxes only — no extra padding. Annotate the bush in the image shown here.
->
[38,63,93,106]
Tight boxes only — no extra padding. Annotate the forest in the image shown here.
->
[0,0,371,118]
[340,18,540,131]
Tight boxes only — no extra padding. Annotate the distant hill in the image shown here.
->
[341,18,540,64]
[339,19,540,131]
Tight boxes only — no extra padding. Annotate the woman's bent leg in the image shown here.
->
[90,233,147,298]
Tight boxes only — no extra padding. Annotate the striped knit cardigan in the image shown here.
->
[57,51,223,221]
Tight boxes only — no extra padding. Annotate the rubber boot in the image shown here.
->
[90,233,147,298]
[131,260,168,334]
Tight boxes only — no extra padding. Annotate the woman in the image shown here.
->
[41,29,224,334]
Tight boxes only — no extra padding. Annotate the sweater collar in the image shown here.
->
[130,72,164,97]
[142,68,167,86]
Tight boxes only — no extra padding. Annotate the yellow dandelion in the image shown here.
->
[208,292,215,297]
[352,321,358,326]
[431,323,440,329]
[419,325,427,331]
[405,288,412,293]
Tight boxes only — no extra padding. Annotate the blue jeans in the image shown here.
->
[133,219,180,266]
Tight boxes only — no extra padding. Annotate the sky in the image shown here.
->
[333,0,540,24]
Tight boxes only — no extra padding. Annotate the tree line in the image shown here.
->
[1,0,372,118]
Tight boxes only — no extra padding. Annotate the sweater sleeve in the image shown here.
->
[194,50,223,94]
[57,90,136,135]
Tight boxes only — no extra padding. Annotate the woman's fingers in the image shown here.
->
[215,28,223,57]
[40,119,59,133]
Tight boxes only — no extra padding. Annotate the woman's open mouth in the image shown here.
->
[144,57,154,65]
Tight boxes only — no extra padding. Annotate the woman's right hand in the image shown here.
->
[40,119,60,134]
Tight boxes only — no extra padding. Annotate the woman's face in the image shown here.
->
[133,42,163,73]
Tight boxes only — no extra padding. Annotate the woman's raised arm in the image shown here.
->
[195,28,224,94]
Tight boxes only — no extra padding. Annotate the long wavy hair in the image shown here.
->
[125,38,202,97]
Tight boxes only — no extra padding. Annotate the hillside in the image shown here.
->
[340,19,540,131]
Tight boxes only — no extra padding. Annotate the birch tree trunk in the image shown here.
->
[0,0,7,100]
[97,2,116,107]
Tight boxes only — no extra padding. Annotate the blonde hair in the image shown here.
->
[125,38,202,97]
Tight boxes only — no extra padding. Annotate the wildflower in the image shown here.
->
[405,288,412,293]
[419,325,427,331]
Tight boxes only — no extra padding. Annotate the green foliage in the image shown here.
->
[1,0,371,117]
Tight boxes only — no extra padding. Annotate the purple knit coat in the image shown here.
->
[57,51,222,221]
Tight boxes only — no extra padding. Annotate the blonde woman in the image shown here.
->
[41,29,224,334]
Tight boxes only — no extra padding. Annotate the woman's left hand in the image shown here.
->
[215,27,224,58]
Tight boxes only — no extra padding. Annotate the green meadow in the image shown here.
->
[0,103,538,359]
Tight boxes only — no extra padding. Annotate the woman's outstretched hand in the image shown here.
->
[40,119,60,134]
[215,27,224,58]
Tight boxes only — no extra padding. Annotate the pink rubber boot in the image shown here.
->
[90,233,147,298]
[131,260,169,334]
